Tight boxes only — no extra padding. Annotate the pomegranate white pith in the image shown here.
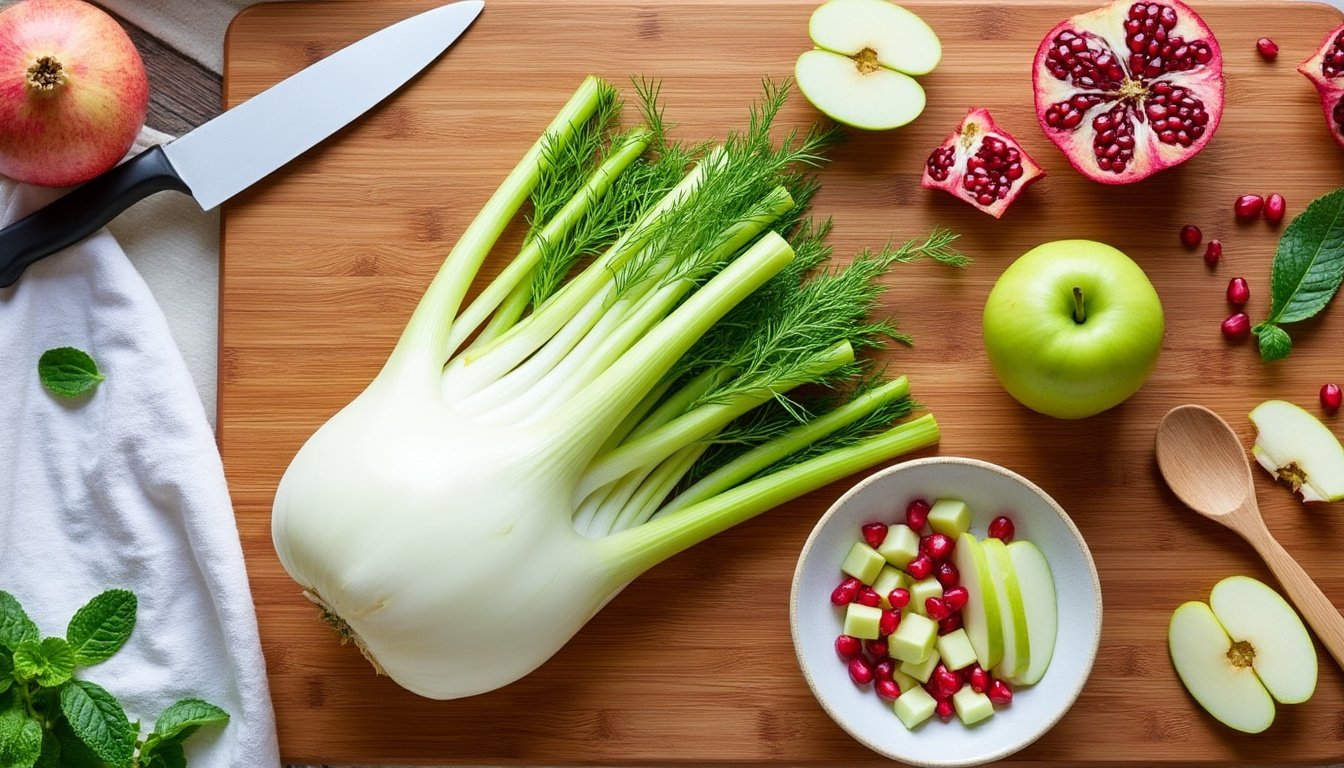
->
[1298,24,1344,149]
[920,108,1045,218]
[1032,0,1224,184]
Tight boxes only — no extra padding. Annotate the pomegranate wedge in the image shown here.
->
[921,108,1045,218]
[1299,24,1344,148]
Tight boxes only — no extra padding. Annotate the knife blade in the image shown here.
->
[0,0,484,288]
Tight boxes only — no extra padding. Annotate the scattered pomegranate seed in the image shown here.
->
[861,522,888,549]
[988,515,1015,543]
[1204,239,1222,266]
[1234,194,1264,219]
[935,561,959,587]
[875,678,901,700]
[848,655,875,685]
[938,613,963,635]
[1322,383,1342,412]
[866,638,889,658]
[830,577,861,605]
[1256,37,1279,59]
[933,664,964,696]
[879,609,900,636]
[1265,193,1286,224]
[874,658,895,681]
[988,679,1014,705]
[1226,276,1250,305]
[925,597,952,620]
[935,699,955,721]
[968,664,991,694]
[887,587,911,609]
[835,634,861,660]
[942,585,970,612]
[905,499,931,531]
[906,554,934,581]
[1222,313,1251,342]
[856,586,881,607]
[921,533,955,562]
[1179,224,1202,247]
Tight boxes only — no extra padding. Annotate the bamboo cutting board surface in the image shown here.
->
[220,0,1344,763]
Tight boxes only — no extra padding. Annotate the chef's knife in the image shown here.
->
[0,0,484,287]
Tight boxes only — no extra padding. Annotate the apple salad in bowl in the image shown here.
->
[790,457,1100,766]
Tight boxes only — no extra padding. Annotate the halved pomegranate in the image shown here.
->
[1298,24,1344,148]
[920,107,1045,218]
[1032,0,1225,184]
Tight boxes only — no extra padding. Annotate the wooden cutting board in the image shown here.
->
[220,0,1344,763]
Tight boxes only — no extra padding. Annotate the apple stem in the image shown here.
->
[1072,286,1086,324]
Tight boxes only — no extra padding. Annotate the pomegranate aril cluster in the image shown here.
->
[961,137,1028,207]
[1122,2,1213,77]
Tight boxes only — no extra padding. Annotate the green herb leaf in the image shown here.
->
[0,655,10,696]
[0,595,38,654]
[65,590,136,667]
[37,347,105,398]
[0,707,43,768]
[51,719,104,768]
[142,740,186,768]
[151,698,229,743]
[58,680,134,764]
[1256,187,1344,360]
[11,639,74,688]
[31,732,58,768]
[1253,321,1293,361]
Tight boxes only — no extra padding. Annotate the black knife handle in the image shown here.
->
[0,145,191,287]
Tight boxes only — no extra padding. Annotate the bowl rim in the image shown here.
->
[788,455,1103,767]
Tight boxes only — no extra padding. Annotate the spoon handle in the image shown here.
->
[1250,531,1344,671]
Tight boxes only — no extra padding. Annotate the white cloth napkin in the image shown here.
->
[0,149,281,765]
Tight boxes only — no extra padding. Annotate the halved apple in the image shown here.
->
[951,533,1002,670]
[1169,602,1277,734]
[1250,400,1344,502]
[984,538,1030,681]
[1006,540,1056,686]
[794,0,940,131]
[1209,576,1317,705]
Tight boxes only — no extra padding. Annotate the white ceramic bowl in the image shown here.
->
[790,456,1101,766]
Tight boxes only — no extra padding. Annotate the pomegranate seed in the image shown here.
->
[1256,37,1279,60]
[921,533,955,562]
[1179,224,1202,247]
[938,613,963,634]
[876,678,901,700]
[887,587,911,610]
[1265,193,1286,224]
[988,515,1015,543]
[856,587,881,607]
[874,658,895,681]
[943,585,970,612]
[1322,383,1342,412]
[925,597,952,620]
[866,638,889,658]
[835,634,861,660]
[1226,277,1250,305]
[988,679,1014,705]
[935,561,960,587]
[848,656,874,685]
[830,576,861,605]
[861,522,887,548]
[968,664,991,693]
[1234,194,1264,220]
[879,609,900,636]
[935,699,955,721]
[905,499,931,531]
[933,664,964,696]
[1204,239,1222,266]
[906,554,934,580]
[1222,313,1251,342]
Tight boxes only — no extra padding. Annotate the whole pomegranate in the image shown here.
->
[920,107,1045,218]
[1032,0,1224,184]
[1298,24,1344,148]
[0,0,149,187]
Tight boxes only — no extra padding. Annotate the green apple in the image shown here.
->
[893,685,937,729]
[951,533,1002,669]
[982,240,1164,419]
[794,0,939,131]
[1250,400,1344,503]
[1169,576,1316,734]
[1006,540,1057,686]
[951,686,994,726]
[984,539,1029,680]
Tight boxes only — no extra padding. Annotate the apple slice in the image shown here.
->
[951,533,1002,670]
[984,538,1030,680]
[1208,576,1317,705]
[794,52,925,132]
[1250,400,1344,502]
[1169,601,1277,733]
[1006,540,1056,686]
[809,0,941,75]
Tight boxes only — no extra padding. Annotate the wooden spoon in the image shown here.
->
[1155,404,1344,671]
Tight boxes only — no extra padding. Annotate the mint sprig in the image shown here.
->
[1252,187,1344,360]
[0,590,228,768]
[36,347,105,398]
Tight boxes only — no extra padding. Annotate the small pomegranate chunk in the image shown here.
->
[942,585,970,612]
[879,609,900,636]
[1322,383,1343,412]
[905,498,931,531]
[856,586,882,607]
[887,587,911,610]
[1234,194,1264,219]
[968,664,991,693]
[861,522,888,548]
[921,107,1045,218]
[921,533,955,562]
[935,560,960,587]
[906,554,934,580]
[938,613,963,635]
[988,679,1015,705]
[1222,312,1250,341]
[1226,276,1250,305]
[830,576,861,605]
[988,515,1015,542]
[925,597,952,620]
[935,699,955,721]
[835,634,862,660]
[874,658,896,681]
[1179,224,1202,247]
[875,678,901,700]
[1298,24,1344,148]
[848,656,874,685]
[1265,193,1286,224]
[865,638,889,658]
[1257,37,1279,60]
[1204,239,1222,266]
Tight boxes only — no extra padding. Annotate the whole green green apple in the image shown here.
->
[982,240,1164,419]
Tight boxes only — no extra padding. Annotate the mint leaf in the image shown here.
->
[11,639,74,688]
[66,590,136,667]
[31,732,57,768]
[151,698,229,743]
[142,741,186,768]
[1257,187,1344,360]
[0,654,12,695]
[0,708,42,768]
[1253,322,1293,361]
[0,594,38,653]
[51,719,103,768]
[37,347,105,399]
[58,680,134,764]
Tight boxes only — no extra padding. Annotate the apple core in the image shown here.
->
[1227,640,1254,668]
[852,48,881,75]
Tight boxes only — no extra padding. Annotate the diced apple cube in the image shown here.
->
[841,541,886,584]
[892,668,920,694]
[899,648,940,683]
[893,685,937,730]
[872,566,909,609]
[928,498,971,537]
[936,628,978,672]
[952,687,994,725]
[843,602,883,640]
[877,523,920,568]
[909,577,943,617]
[888,611,937,664]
